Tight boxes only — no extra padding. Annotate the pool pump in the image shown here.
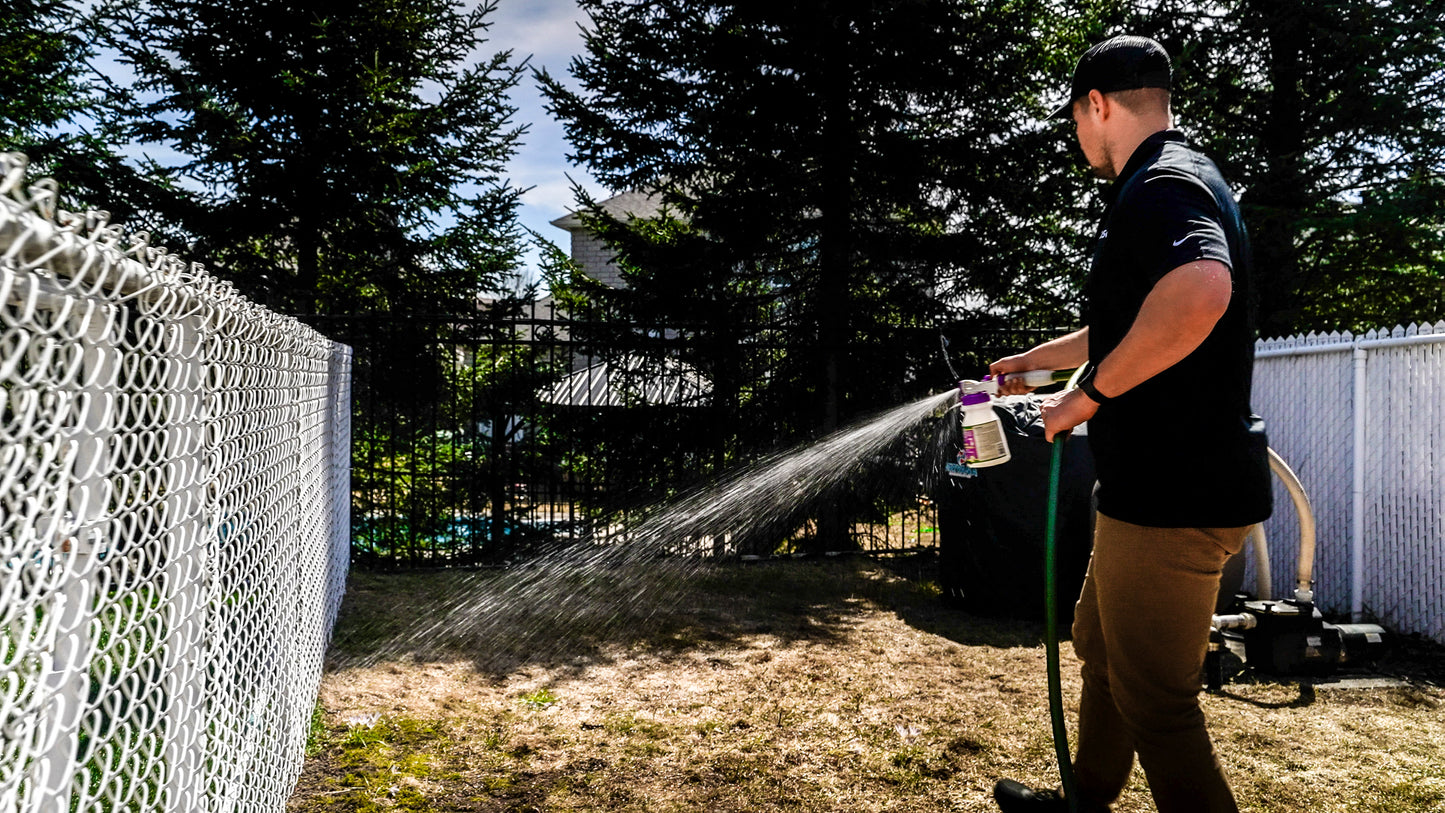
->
[1212,599,1388,682]
[1206,449,1388,689]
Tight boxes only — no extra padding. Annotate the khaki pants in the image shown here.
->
[1071,512,1250,813]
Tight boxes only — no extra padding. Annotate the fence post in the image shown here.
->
[1351,344,1366,622]
[325,345,352,631]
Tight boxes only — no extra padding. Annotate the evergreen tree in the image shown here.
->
[1,0,178,228]
[99,0,530,315]
[1115,0,1445,334]
[539,0,1100,550]
[1,0,89,158]
[540,0,1090,437]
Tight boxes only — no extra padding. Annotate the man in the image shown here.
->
[988,35,1273,813]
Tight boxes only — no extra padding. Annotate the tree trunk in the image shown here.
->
[813,1,852,553]
[1244,0,1310,336]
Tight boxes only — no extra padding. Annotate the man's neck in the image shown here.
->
[1105,119,1173,179]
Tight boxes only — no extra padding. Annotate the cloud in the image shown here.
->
[479,0,609,280]
[522,177,592,223]
[485,0,592,73]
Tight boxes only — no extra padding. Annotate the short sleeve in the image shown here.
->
[1130,171,1233,285]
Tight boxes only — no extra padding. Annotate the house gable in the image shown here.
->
[549,188,666,289]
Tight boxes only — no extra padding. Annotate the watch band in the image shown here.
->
[1077,367,1113,404]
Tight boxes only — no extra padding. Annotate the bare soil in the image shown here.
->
[289,556,1445,812]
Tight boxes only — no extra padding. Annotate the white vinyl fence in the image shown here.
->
[1252,323,1445,644]
[0,153,351,811]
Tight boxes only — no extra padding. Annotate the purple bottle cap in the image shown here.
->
[960,391,991,406]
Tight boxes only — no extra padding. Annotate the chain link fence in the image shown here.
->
[0,153,352,811]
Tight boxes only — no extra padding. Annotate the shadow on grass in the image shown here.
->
[866,550,1050,649]
[325,551,1042,679]
[1215,682,1317,709]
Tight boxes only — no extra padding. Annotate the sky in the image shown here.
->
[85,0,604,288]
[483,0,607,285]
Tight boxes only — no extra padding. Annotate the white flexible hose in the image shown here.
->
[1266,447,1317,604]
[1246,523,1271,600]
[1211,447,1318,632]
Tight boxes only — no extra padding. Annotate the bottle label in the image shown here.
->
[946,450,977,478]
[962,419,1009,464]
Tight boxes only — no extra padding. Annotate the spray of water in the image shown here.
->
[337,389,959,672]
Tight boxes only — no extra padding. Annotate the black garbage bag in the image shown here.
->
[934,397,1096,626]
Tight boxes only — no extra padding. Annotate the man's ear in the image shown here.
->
[1086,88,1110,121]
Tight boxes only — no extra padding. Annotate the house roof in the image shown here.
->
[540,353,712,408]
[550,188,667,231]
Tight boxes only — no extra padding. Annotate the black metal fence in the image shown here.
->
[311,303,1067,568]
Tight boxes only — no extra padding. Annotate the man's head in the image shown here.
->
[1051,35,1172,120]
[1053,35,1175,179]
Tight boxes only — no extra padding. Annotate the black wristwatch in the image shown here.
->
[1077,367,1114,404]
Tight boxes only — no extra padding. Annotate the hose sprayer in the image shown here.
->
[949,369,1076,473]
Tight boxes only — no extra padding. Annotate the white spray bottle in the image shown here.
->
[951,369,1075,472]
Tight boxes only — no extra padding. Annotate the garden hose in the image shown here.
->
[1044,431,1079,811]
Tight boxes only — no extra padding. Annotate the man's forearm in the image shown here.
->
[1024,327,1090,371]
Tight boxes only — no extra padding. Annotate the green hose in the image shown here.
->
[1045,432,1079,812]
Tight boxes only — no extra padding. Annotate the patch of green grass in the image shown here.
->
[883,744,956,786]
[305,701,328,757]
[712,752,764,783]
[626,740,667,757]
[520,686,559,708]
[694,718,724,737]
[309,715,449,811]
[479,722,509,751]
[1355,769,1445,813]
[636,716,678,743]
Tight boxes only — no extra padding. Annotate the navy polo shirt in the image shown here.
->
[1083,130,1272,528]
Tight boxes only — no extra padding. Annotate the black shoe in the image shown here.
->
[992,779,1069,811]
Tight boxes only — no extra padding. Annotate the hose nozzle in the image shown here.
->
[960,369,1072,396]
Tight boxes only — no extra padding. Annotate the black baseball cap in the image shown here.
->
[1049,35,1172,120]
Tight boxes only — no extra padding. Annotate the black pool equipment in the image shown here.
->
[1212,600,1388,680]
[1206,449,1390,687]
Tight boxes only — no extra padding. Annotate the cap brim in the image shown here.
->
[1047,97,1075,120]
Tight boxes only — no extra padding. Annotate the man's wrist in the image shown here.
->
[1076,367,1114,404]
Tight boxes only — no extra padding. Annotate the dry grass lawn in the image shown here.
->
[289,556,1445,812]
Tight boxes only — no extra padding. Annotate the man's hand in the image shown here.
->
[1040,387,1098,442]
[987,328,1090,396]
[988,353,1037,395]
